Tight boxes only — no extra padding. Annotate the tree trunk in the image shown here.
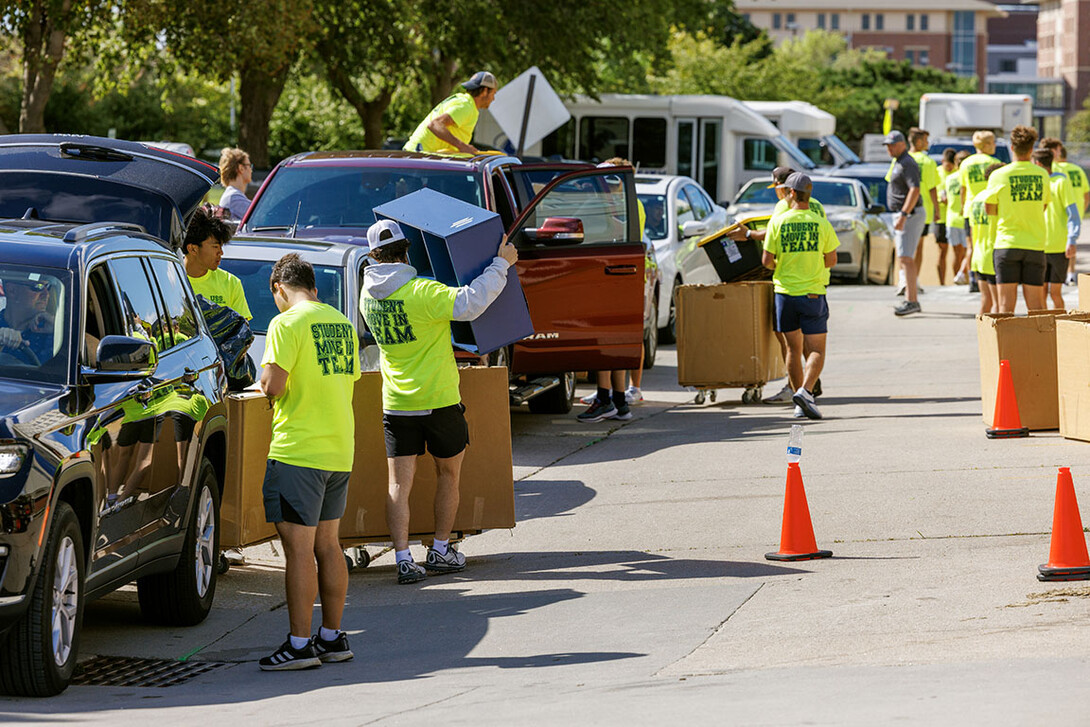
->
[324,60,393,150]
[428,52,459,108]
[19,0,71,133]
[238,65,289,169]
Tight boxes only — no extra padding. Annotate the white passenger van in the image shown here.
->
[742,100,860,168]
[476,93,817,204]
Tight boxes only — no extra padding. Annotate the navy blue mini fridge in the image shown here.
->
[373,188,534,355]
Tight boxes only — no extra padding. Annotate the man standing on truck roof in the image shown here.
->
[986,125,1051,313]
[361,220,517,585]
[885,131,925,317]
[762,173,838,420]
[1039,138,1088,286]
[258,253,360,671]
[403,72,498,154]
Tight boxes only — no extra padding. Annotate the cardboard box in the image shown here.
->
[1056,316,1090,442]
[220,366,515,549]
[373,188,534,355]
[1079,273,1090,311]
[675,282,786,388]
[976,310,1090,431]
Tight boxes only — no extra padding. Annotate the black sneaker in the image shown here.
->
[577,398,617,423]
[609,401,633,421]
[397,559,427,584]
[894,301,921,317]
[259,636,322,671]
[313,631,354,663]
[812,378,822,398]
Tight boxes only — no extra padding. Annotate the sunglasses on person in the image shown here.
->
[7,280,49,293]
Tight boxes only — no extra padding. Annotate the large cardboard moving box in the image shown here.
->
[221,366,515,548]
[1056,316,1090,442]
[1079,273,1090,312]
[977,310,1090,431]
[675,282,785,388]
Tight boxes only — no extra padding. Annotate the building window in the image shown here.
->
[773,12,782,29]
[786,12,796,28]
[907,14,915,31]
[831,13,840,30]
[742,13,750,23]
[919,50,929,66]
[817,13,826,29]
[862,13,870,30]
[1000,58,1017,73]
[906,49,915,65]
[876,13,884,30]
[951,11,977,76]
[920,14,928,31]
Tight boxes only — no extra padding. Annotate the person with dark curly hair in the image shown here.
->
[183,206,251,320]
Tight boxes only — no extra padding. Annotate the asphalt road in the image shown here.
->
[4,274,1090,725]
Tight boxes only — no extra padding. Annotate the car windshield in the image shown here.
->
[217,258,345,335]
[0,265,70,384]
[245,166,484,232]
[638,194,668,240]
[735,181,856,207]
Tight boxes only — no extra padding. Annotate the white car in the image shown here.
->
[636,174,728,342]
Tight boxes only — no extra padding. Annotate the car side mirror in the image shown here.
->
[95,335,156,374]
[867,204,887,215]
[681,220,710,238]
[523,217,584,245]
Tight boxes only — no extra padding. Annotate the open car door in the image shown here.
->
[0,134,219,249]
[505,165,646,374]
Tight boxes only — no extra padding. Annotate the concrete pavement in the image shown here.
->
[4,277,1090,725]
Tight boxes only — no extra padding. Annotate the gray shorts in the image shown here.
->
[263,459,350,526]
[894,208,927,258]
[947,225,968,248]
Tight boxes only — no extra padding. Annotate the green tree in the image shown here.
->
[1066,97,1090,144]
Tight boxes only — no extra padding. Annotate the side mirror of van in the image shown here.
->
[681,220,710,239]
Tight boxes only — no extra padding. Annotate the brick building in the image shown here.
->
[735,1,1002,90]
[1037,0,1090,120]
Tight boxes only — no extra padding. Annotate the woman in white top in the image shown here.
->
[218,147,253,222]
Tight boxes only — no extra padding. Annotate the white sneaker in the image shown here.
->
[793,405,806,418]
[953,272,968,285]
[1066,273,1078,287]
[579,392,598,405]
[791,388,823,420]
[763,382,794,405]
[624,386,644,405]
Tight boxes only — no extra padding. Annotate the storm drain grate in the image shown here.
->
[72,656,230,687]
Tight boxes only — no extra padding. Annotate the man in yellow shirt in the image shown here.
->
[1040,138,1088,285]
[258,253,361,671]
[404,71,498,154]
[762,173,839,420]
[968,162,1005,315]
[986,125,1052,313]
[183,206,252,320]
[909,128,942,281]
[1033,147,1081,309]
[361,220,517,584]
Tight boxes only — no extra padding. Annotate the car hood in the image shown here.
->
[0,378,66,439]
[0,134,219,249]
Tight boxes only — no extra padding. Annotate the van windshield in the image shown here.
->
[245,166,484,233]
[217,258,345,335]
[0,265,70,385]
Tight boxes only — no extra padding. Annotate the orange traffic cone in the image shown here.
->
[1038,467,1090,581]
[986,359,1029,439]
[765,462,832,562]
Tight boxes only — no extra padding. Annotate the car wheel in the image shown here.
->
[643,292,658,369]
[0,501,84,697]
[659,277,681,344]
[528,372,576,414]
[486,345,510,369]
[137,458,220,626]
[855,237,870,285]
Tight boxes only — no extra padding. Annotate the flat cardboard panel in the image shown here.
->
[675,282,786,388]
[976,310,1090,431]
[1080,273,1090,312]
[1056,317,1090,442]
[220,367,515,549]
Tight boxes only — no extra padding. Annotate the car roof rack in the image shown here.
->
[62,221,147,243]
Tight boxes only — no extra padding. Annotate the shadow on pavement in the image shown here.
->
[515,479,596,521]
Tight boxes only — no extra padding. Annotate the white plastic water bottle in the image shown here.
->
[786,424,803,464]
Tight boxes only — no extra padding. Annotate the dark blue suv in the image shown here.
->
[0,136,225,696]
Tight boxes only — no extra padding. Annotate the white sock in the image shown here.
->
[319,626,339,641]
[289,634,310,650]
[395,548,412,563]
[432,538,449,556]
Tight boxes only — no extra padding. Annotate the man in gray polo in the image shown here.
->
[885,131,925,317]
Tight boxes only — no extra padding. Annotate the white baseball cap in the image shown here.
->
[367,219,406,250]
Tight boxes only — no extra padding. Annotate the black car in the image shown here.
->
[0,136,224,696]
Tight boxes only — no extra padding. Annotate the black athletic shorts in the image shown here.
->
[262,460,349,526]
[383,403,469,459]
[1045,252,1068,285]
[977,272,996,284]
[994,248,1046,286]
[928,222,947,243]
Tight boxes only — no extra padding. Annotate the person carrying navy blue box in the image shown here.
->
[360,219,518,584]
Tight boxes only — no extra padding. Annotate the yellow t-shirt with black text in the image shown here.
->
[361,277,461,411]
[1045,172,1077,254]
[763,208,839,296]
[937,166,949,220]
[773,197,825,220]
[968,190,995,276]
[262,301,360,472]
[404,93,479,153]
[911,151,939,220]
[1056,161,1088,215]
[958,153,1001,216]
[188,268,252,320]
[985,161,1051,251]
[945,172,965,228]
